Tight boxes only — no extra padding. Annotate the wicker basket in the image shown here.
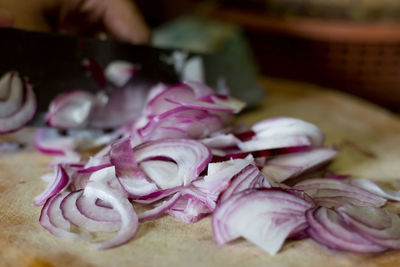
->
[206,6,400,111]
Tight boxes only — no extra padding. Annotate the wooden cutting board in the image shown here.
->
[1,78,400,267]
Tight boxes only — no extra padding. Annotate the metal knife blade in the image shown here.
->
[0,28,180,113]
[0,28,263,127]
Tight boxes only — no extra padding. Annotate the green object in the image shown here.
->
[152,15,264,106]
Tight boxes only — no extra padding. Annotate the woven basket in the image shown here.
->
[208,6,400,111]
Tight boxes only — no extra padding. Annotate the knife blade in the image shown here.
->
[0,28,263,127]
[0,28,180,111]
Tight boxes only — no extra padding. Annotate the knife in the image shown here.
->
[0,28,263,126]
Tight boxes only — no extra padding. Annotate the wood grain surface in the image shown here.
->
[1,78,400,267]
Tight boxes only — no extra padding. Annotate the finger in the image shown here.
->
[102,0,151,44]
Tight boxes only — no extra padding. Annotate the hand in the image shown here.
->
[56,0,151,44]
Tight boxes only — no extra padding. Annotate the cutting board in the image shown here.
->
[1,78,400,267]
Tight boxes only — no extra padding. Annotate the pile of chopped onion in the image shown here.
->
[33,79,400,254]
[2,62,393,254]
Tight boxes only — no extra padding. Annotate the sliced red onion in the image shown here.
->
[238,135,311,153]
[208,95,246,114]
[294,178,387,208]
[0,75,37,134]
[134,139,211,186]
[34,165,69,206]
[218,164,270,203]
[83,144,113,169]
[61,190,121,232]
[251,117,324,147]
[110,138,157,196]
[201,133,240,149]
[49,151,82,167]
[146,83,244,116]
[306,207,386,253]
[76,193,120,222]
[34,129,73,155]
[145,84,198,115]
[212,188,312,255]
[105,60,138,87]
[40,193,90,241]
[0,71,24,116]
[83,182,139,249]
[145,83,168,106]
[211,145,311,163]
[46,90,95,128]
[167,196,211,223]
[204,156,255,195]
[34,70,400,256]
[139,160,179,189]
[35,128,118,161]
[138,107,223,140]
[134,186,182,204]
[69,171,91,191]
[349,179,400,202]
[338,205,400,249]
[77,163,113,174]
[86,166,125,195]
[138,192,182,221]
[261,148,338,183]
[183,81,214,99]
[89,85,148,128]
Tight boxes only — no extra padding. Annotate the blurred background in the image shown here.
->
[3,0,400,111]
[138,0,400,111]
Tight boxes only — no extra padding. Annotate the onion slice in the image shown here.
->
[105,60,138,87]
[252,117,324,147]
[167,196,211,223]
[212,188,313,255]
[83,182,139,249]
[0,74,37,134]
[110,137,158,196]
[338,205,400,249]
[261,148,338,183]
[293,178,387,208]
[40,193,90,241]
[46,90,94,129]
[306,207,386,253]
[61,190,121,232]
[219,164,270,203]
[349,179,400,202]
[34,165,69,206]
[134,139,211,187]
[0,71,24,116]
[138,192,182,221]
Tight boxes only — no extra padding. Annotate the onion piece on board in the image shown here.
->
[212,188,313,255]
